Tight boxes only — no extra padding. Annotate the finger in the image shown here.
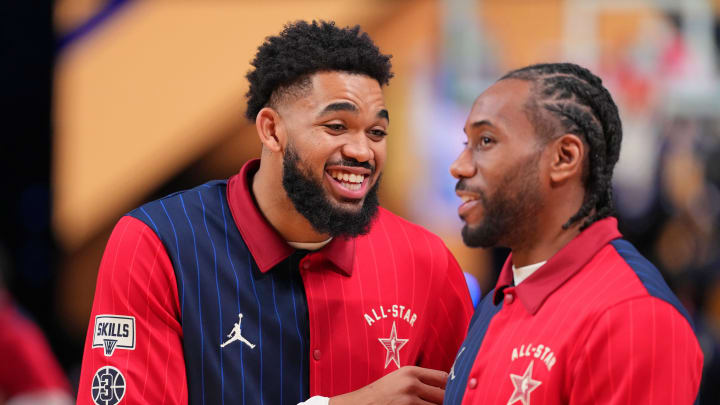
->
[412,399,441,405]
[416,383,445,404]
[415,368,449,389]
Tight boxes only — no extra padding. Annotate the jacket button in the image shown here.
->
[313,349,322,360]
[504,294,514,305]
[468,377,478,389]
[303,261,311,270]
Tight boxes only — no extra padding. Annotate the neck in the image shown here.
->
[509,188,585,267]
[510,220,581,268]
[251,158,330,243]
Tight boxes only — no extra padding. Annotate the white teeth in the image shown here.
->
[329,170,365,184]
[461,195,478,203]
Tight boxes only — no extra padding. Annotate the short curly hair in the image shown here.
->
[244,20,393,121]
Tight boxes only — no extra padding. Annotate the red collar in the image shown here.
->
[226,159,355,276]
[493,217,622,314]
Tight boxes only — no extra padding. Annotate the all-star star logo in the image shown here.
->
[378,321,409,369]
[507,362,542,405]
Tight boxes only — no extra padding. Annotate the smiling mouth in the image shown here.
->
[460,195,478,203]
[328,170,367,191]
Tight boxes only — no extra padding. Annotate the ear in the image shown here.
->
[255,107,285,153]
[548,134,585,185]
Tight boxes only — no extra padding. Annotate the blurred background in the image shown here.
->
[2,0,719,402]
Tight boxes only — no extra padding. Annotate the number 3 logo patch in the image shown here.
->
[91,366,126,405]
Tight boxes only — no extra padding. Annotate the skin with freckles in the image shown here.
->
[252,71,389,243]
[451,79,587,267]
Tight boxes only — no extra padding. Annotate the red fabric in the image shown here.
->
[78,159,473,403]
[301,209,472,397]
[460,220,703,404]
[227,160,472,396]
[76,216,187,405]
[0,295,70,398]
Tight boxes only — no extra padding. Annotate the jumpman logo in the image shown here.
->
[220,313,256,349]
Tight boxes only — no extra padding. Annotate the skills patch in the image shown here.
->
[91,366,126,405]
[92,315,136,356]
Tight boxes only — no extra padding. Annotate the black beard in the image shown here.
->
[458,152,543,248]
[281,145,380,238]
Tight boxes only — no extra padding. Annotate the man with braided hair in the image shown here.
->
[444,63,703,404]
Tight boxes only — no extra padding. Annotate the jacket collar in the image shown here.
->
[493,217,622,314]
[226,159,355,276]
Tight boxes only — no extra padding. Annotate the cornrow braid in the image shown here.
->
[501,63,623,230]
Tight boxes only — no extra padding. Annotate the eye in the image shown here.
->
[324,124,346,132]
[369,129,387,138]
[474,135,495,150]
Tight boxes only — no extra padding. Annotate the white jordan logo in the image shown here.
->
[220,313,256,349]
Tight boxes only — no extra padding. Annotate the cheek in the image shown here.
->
[474,157,511,190]
[294,137,335,167]
[371,141,387,170]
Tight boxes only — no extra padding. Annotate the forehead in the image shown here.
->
[303,71,385,110]
[465,79,533,130]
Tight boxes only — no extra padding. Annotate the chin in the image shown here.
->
[330,196,365,212]
[461,222,500,248]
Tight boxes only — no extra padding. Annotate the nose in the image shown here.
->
[450,148,476,179]
[341,131,373,163]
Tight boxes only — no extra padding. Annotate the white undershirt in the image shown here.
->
[287,238,332,251]
[512,261,547,286]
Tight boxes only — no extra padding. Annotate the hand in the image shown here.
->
[329,366,448,405]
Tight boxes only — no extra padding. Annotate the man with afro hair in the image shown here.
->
[77,20,472,405]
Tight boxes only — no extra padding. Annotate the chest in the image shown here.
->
[297,241,437,396]
[457,294,591,405]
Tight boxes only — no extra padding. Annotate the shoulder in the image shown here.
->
[567,238,692,325]
[563,237,699,364]
[603,238,693,327]
[127,180,228,235]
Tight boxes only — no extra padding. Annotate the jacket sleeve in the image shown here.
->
[418,244,474,372]
[568,296,703,404]
[76,215,188,405]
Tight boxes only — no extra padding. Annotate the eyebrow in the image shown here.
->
[318,102,358,117]
[378,109,389,123]
[317,102,390,123]
[464,119,495,134]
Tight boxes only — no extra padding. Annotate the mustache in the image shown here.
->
[455,179,481,194]
[326,158,375,173]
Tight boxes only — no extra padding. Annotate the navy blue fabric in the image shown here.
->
[129,181,310,405]
[610,239,694,328]
[444,291,503,405]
